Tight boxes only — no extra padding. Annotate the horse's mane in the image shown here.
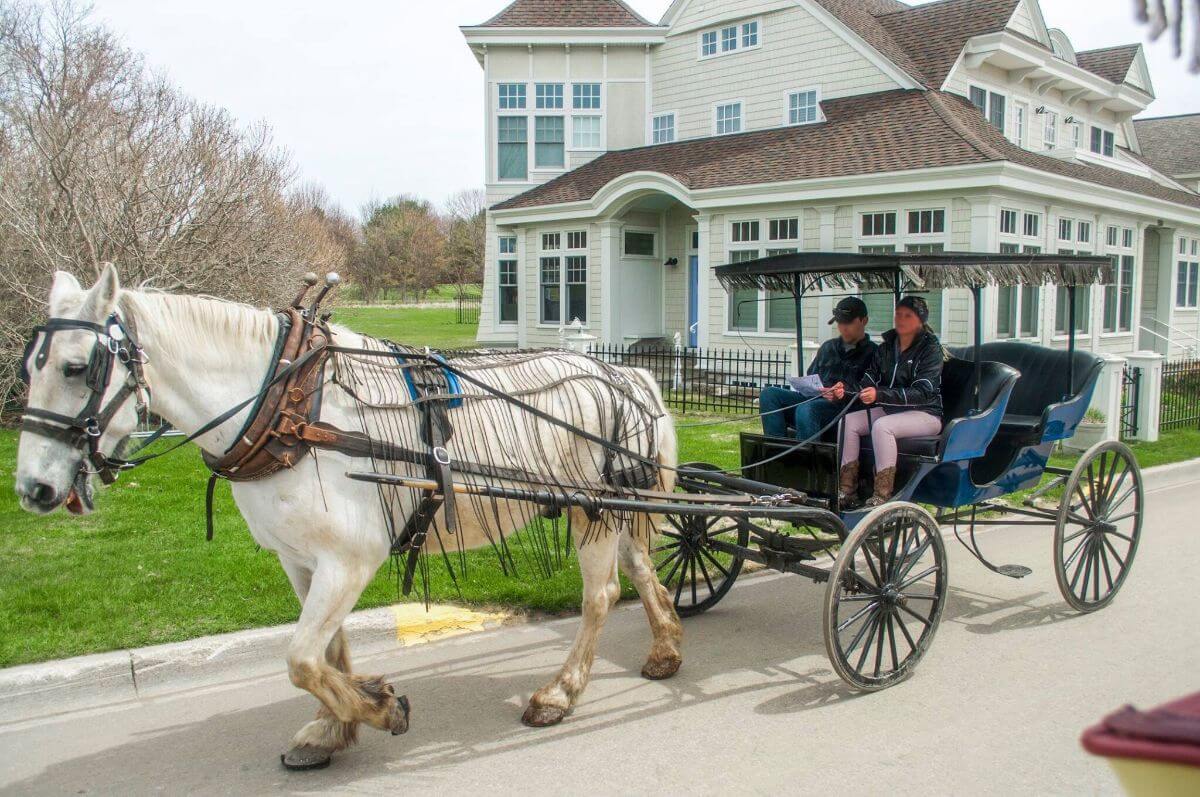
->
[118,289,279,361]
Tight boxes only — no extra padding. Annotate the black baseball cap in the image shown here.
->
[828,297,869,324]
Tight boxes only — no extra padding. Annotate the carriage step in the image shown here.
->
[993,564,1033,579]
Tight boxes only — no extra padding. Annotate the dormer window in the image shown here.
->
[1043,111,1058,149]
[1090,126,1115,157]
[787,89,820,125]
[714,101,742,135]
[699,19,762,60]
[968,86,1006,133]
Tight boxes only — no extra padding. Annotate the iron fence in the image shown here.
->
[587,343,792,414]
[1119,364,1141,440]
[1161,358,1200,431]
[456,299,481,325]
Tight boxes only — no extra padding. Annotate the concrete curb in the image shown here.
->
[3,456,1197,727]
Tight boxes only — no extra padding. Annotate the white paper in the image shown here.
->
[787,373,824,397]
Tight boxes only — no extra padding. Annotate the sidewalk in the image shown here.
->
[2,455,1197,729]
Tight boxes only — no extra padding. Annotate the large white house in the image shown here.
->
[461,0,1200,362]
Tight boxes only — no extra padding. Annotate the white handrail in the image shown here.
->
[1142,314,1200,346]
[1139,324,1199,358]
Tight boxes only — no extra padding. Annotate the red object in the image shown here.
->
[1082,692,1200,768]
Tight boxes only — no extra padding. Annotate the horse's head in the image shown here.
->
[14,264,142,515]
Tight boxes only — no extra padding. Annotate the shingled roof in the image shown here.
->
[492,88,1200,212]
[477,0,656,28]
[1133,113,1200,177]
[873,0,1021,88]
[1075,44,1140,84]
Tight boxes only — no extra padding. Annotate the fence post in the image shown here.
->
[1090,353,1127,443]
[1125,350,1164,442]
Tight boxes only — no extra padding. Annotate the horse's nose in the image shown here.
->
[16,478,57,508]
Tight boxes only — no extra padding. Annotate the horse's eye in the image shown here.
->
[62,362,87,378]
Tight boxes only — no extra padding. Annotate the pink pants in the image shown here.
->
[840,409,942,471]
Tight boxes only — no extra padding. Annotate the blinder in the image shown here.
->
[19,312,150,485]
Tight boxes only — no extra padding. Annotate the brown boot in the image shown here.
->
[838,462,860,509]
[865,466,897,507]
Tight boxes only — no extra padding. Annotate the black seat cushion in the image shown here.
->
[948,342,1101,428]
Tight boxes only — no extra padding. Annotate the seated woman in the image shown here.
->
[835,295,944,508]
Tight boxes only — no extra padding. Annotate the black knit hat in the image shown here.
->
[896,295,929,323]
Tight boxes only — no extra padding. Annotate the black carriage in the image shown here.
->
[650,250,1143,690]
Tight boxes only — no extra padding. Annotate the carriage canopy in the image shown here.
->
[714,251,1114,295]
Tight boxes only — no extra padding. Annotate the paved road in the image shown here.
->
[1,476,1196,796]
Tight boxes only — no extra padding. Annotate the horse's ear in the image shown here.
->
[48,271,83,311]
[80,262,120,320]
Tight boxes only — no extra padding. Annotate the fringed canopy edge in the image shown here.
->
[715,251,1115,294]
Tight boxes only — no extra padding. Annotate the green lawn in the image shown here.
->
[329,306,481,350]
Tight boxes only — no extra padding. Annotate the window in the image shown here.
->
[1177,241,1199,308]
[715,102,742,135]
[652,113,675,144]
[1069,121,1082,148]
[540,256,561,324]
[1077,221,1092,243]
[623,230,656,257]
[1000,209,1019,235]
[572,83,600,110]
[567,230,586,250]
[497,117,528,180]
[988,92,1006,132]
[969,86,987,113]
[861,211,897,237]
[572,116,601,149]
[565,255,587,323]
[1107,225,1119,247]
[534,116,564,168]
[535,83,563,110]
[721,25,737,52]
[1090,126,1114,157]
[1054,251,1090,334]
[1014,103,1027,146]
[498,236,518,324]
[731,220,759,243]
[727,249,760,330]
[498,83,526,110]
[1023,212,1040,238]
[542,232,560,250]
[1043,111,1058,149]
[769,218,798,241]
[1103,254,1134,333]
[787,89,818,125]
[742,20,758,48]
[908,209,945,235]
[996,244,1041,338]
[1059,218,1073,241]
[1123,228,1134,249]
[700,20,761,59]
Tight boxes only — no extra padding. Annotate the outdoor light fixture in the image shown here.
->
[1035,106,1047,114]
[664,257,679,267]
[1064,115,1076,123]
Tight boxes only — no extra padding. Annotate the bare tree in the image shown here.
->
[347,196,444,303]
[442,189,486,301]
[0,0,344,406]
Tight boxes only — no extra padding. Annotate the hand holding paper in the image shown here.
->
[786,373,824,398]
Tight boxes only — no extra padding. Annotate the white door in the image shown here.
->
[617,257,663,340]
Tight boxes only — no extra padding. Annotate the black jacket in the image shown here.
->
[863,329,944,417]
[807,334,876,401]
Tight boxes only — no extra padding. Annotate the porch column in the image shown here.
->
[815,206,837,343]
[968,197,998,342]
[1125,350,1164,442]
[695,212,713,349]
[1090,352,1127,442]
[599,220,621,345]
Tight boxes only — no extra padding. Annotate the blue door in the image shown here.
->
[687,255,699,347]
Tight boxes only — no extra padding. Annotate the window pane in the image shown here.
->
[624,231,655,256]
[1020,285,1039,337]
[742,21,758,48]
[535,83,563,110]
[969,86,986,112]
[572,83,600,110]
[534,116,564,168]
[1078,222,1091,242]
[566,255,587,323]
[1103,131,1114,157]
[767,290,795,331]
[997,286,1016,337]
[721,26,737,51]
[499,259,518,323]
[1103,255,1119,331]
[988,92,1005,131]
[1178,261,1189,306]
[701,30,717,56]
[497,117,527,180]
[716,103,741,134]
[540,257,560,324]
[1091,126,1103,153]
[572,116,601,149]
[566,231,586,249]
[1119,254,1133,330]
[1044,112,1057,149]
[788,90,817,124]
[652,113,675,144]
[1190,263,1199,307]
[498,83,526,109]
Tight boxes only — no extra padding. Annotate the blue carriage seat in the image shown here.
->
[948,342,1103,444]
[889,357,1018,461]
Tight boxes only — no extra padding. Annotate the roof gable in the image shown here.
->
[1006,0,1051,47]
[1133,114,1200,177]
[1075,44,1141,84]
[477,0,656,28]
[873,0,1021,88]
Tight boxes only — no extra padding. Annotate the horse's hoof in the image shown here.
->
[521,702,566,727]
[281,745,333,771]
[389,694,411,735]
[641,655,682,681]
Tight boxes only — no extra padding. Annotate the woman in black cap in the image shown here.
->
[831,295,944,508]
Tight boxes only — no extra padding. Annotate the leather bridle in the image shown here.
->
[19,312,152,485]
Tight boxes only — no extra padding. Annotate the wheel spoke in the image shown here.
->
[661,548,685,585]
[1069,537,1091,592]
[656,547,682,574]
[887,614,900,673]
[1073,483,1097,521]
[1104,485,1137,518]
[893,531,935,584]
[859,537,884,587]
[873,612,886,678]
[837,599,880,633]
[1097,537,1114,594]
[664,515,688,536]
[1061,526,1090,544]
[650,540,682,554]
[694,550,716,596]
[1103,465,1131,514]
[882,518,903,581]
[845,610,878,662]
[1105,511,1138,524]
[1078,541,1094,600]
[897,602,932,629]
[698,546,731,580]
[897,565,940,591]
[689,554,698,606]
[1062,532,1090,571]
[1100,533,1127,571]
[1102,528,1135,543]
[673,554,689,605]
[894,611,918,652]
[854,614,880,674]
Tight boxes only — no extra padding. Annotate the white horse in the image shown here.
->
[14,265,683,769]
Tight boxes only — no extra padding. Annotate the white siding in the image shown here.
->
[651,3,900,142]
[1006,0,1045,43]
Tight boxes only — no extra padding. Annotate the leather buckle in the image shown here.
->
[433,446,451,466]
[288,387,305,403]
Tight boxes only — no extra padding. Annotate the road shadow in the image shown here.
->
[3,571,1079,793]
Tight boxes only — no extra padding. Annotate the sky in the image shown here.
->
[88,0,1199,216]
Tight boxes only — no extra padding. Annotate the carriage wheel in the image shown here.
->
[1054,440,1143,612]
[822,502,947,691]
[653,462,749,617]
